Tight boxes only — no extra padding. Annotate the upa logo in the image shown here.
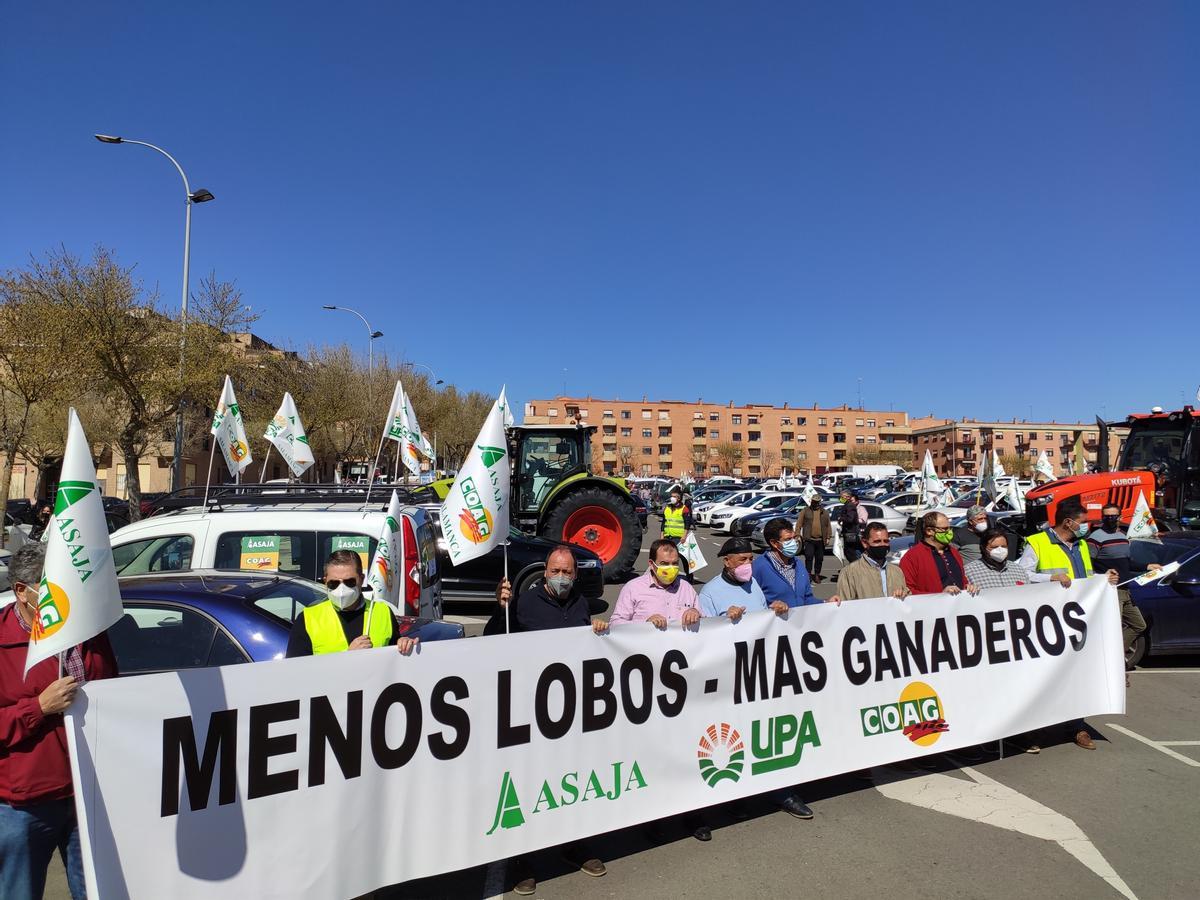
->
[750,712,821,775]
[860,681,948,747]
[33,580,71,641]
[697,723,745,786]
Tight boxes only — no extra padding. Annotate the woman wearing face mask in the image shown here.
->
[963,530,1034,590]
[286,549,419,657]
[752,518,834,609]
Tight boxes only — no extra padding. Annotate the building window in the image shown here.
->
[995,431,1005,439]
[748,415,759,425]
[659,427,672,437]
[659,462,671,472]
[693,412,703,420]
[603,425,616,435]
[833,433,846,443]
[642,410,652,419]
[781,416,791,425]
[548,408,558,417]
[659,446,672,456]
[884,419,895,427]
[866,419,875,427]
[797,417,806,426]
[867,436,877,444]
[621,427,632,437]
[748,431,761,442]
[710,465,720,474]
[642,429,652,438]
[781,432,794,442]
[798,451,808,460]
[641,464,651,475]
[709,412,719,421]
[732,415,742,425]
[797,434,807,442]
[642,447,652,455]
[835,450,846,460]
[748,448,761,458]
[749,465,761,474]
[1044,433,1053,441]
[732,433,742,442]
[855,419,864,427]
[781,449,795,460]
[818,451,828,460]
[693,427,705,438]
[833,418,843,427]
[855,436,865,444]
[659,411,670,420]
[603,409,613,417]
[578,409,589,418]
[621,410,631,420]
[565,405,579,418]
[818,433,828,443]
[1047,449,1056,457]
[709,430,719,439]
[818,418,826,426]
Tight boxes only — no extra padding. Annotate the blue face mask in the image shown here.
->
[779,538,799,558]
[1074,522,1090,539]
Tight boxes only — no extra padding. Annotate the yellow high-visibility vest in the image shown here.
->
[1025,530,1093,578]
[302,599,394,654]
[663,505,686,538]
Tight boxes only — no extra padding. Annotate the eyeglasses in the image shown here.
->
[324,577,360,590]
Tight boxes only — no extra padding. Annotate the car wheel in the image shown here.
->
[514,567,545,598]
[1126,633,1148,668]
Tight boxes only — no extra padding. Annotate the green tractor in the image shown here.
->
[426,424,642,580]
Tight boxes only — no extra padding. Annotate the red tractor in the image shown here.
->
[1025,406,1200,531]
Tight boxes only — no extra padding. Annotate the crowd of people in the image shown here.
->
[0,489,1145,899]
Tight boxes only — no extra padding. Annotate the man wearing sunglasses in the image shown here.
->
[286,549,418,657]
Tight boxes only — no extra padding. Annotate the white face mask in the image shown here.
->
[987,546,1008,563]
[973,520,988,533]
[329,583,361,610]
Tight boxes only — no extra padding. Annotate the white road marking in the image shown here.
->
[1104,724,1200,768]
[873,765,1138,899]
[1159,741,1200,746]
[482,859,507,899]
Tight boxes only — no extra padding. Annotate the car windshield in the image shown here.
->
[245,577,329,625]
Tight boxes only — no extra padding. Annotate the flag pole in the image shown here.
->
[361,420,391,512]
[259,444,273,484]
[202,433,218,506]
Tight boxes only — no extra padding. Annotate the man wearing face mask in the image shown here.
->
[609,540,701,628]
[286,549,419,657]
[797,497,831,583]
[486,546,610,893]
[752,518,834,608]
[661,490,693,545]
[1086,504,1149,671]
[836,491,869,564]
[900,512,979,596]
[837,523,909,600]
[951,505,990,563]
[0,543,117,900]
[698,537,814,820]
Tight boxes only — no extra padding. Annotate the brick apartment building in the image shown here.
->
[523,397,914,477]
[911,417,1125,478]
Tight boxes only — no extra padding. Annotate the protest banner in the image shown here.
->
[67,578,1123,899]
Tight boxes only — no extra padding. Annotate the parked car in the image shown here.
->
[825,500,909,537]
[735,495,805,539]
[107,500,443,618]
[696,490,768,526]
[710,492,803,534]
[420,506,604,601]
[878,491,925,517]
[1126,533,1200,666]
[109,570,462,675]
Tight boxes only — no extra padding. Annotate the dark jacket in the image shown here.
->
[484,584,591,635]
[951,525,984,563]
[900,541,968,596]
[797,507,831,543]
[0,605,118,806]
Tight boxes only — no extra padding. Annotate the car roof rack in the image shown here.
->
[147,483,432,515]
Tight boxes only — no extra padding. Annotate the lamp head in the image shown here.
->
[94,134,123,144]
[189,188,215,203]
[370,330,384,339]
[322,305,337,310]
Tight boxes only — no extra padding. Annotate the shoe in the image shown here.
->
[1025,743,1041,754]
[1073,730,1096,750]
[578,858,607,877]
[730,800,751,820]
[692,824,712,842]
[513,877,536,896]
[779,796,814,819]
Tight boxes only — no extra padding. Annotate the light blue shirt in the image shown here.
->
[864,555,889,597]
[698,574,769,617]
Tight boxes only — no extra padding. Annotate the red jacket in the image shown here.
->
[0,604,118,806]
[900,542,968,596]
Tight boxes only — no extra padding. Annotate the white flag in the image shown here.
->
[919,450,944,502]
[210,375,253,478]
[439,388,512,566]
[676,530,708,573]
[1003,478,1025,513]
[499,392,515,427]
[800,482,820,505]
[993,449,1007,480]
[25,410,124,673]
[384,382,421,476]
[263,392,315,478]
[1127,491,1160,542]
[365,491,406,612]
[1035,450,1055,481]
[831,521,845,563]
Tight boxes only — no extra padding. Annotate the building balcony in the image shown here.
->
[879,424,912,436]
[692,437,707,446]
[602,451,616,461]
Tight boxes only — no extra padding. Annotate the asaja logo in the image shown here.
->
[33,580,70,641]
[479,445,506,468]
[486,761,647,835]
[697,723,744,786]
[860,681,948,747]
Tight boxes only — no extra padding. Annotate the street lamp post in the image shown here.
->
[95,134,214,492]
[322,305,384,451]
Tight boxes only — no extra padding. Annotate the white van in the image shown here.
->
[107,501,443,618]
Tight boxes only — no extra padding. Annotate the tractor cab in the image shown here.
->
[1115,408,1200,527]
[511,425,592,513]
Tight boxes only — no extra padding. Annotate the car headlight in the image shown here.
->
[577,559,600,569]
[1026,495,1051,506]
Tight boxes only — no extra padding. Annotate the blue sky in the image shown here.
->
[2,2,1196,423]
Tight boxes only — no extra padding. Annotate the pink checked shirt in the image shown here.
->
[609,570,699,625]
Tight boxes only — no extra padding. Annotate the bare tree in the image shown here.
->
[713,441,743,475]
[761,449,778,476]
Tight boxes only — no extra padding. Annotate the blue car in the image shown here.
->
[1126,534,1200,666]
[108,570,463,676]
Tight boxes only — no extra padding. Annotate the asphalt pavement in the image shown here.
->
[45,520,1200,899]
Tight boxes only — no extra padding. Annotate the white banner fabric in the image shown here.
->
[67,579,1123,900]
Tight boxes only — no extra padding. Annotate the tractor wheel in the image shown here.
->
[544,487,642,581]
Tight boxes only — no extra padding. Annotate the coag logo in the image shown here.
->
[458,508,494,544]
[231,439,250,462]
[860,681,948,746]
[33,580,70,640]
[697,723,744,786]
